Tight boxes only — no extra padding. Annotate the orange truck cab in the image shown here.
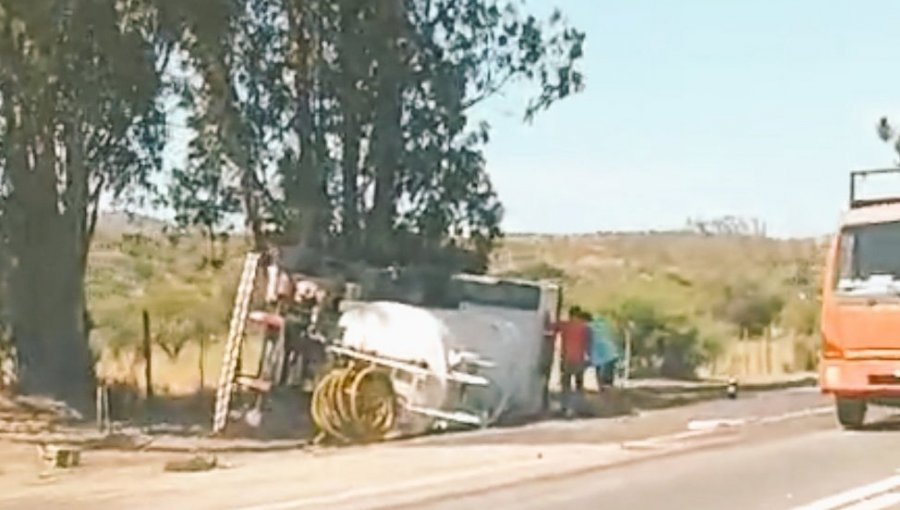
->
[820,169,900,429]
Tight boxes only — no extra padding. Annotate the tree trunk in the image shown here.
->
[340,112,361,253]
[368,0,405,263]
[6,109,95,415]
[336,0,366,256]
[240,176,265,251]
[284,3,330,250]
[9,198,94,414]
[292,92,327,249]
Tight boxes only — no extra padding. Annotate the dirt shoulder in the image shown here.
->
[0,372,818,454]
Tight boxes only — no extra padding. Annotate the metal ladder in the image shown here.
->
[212,252,261,434]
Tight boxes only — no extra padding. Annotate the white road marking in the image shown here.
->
[681,406,831,434]
[625,427,717,446]
[686,418,747,431]
[786,386,820,394]
[790,475,900,510]
[843,492,900,510]
[754,406,833,425]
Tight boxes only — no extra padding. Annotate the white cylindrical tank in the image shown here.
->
[336,300,544,435]
[337,301,450,435]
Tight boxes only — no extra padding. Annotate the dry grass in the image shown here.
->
[492,232,823,311]
[492,232,824,376]
[95,338,264,396]
[86,223,824,390]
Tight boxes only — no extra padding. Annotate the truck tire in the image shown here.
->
[836,398,867,430]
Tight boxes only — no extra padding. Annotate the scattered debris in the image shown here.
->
[726,377,738,399]
[0,417,53,435]
[164,454,218,473]
[11,395,83,422]
[37,443,81,469]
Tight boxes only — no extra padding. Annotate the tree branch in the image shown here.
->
[461,69,516,111]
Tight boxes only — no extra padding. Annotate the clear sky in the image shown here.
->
[477,0,900,238]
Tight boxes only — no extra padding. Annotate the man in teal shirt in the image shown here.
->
[586,315,620,390]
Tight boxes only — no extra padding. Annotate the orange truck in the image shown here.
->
[820,169,900,429]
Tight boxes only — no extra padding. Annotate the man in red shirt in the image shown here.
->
[556,306,590,417]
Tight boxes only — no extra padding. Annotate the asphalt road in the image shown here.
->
[412,408,900,510]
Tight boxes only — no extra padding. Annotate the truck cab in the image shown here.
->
[820,169,900,428]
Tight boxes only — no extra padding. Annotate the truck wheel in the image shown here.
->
[836,398,867,430]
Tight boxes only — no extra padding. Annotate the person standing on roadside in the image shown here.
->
[587,315,620,392]
[556,306,590,417]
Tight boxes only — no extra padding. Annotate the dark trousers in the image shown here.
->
[594,360,617,390]
[561,363,584,411]
[541,374,551,413]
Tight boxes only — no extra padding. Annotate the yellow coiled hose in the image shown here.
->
[310,363,397,443]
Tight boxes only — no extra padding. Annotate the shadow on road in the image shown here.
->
[860,414,900,432]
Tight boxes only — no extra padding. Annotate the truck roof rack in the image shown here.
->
[850,169,900,209]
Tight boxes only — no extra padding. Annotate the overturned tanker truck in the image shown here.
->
[211,246,562,443]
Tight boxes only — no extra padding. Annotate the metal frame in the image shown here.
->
[850,168,900,209]
[326,344,494,427]
[452,273,561,290]
[325,344,492,386]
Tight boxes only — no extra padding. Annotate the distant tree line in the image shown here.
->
[686,216,767,237]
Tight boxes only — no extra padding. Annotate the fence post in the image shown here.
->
[198,334,208,392]
[741,328,749,377]
[95,384,103,431]
[95,383,110,433]
[142,310,153,400]
[623,322,633,385]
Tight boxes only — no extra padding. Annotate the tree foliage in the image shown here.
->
[168,0,586,268]
[603,298,711,379]
[878,116,900,161]
[780,295,818,336]
[714,282,784,337]
[686,216,767,237]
